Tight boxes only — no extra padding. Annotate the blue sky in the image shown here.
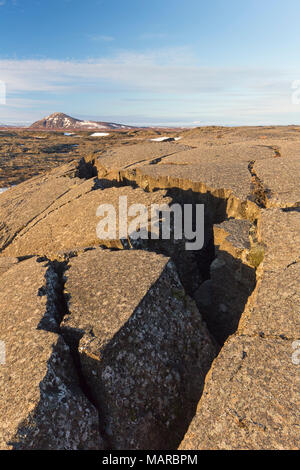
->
[0,0,300,126]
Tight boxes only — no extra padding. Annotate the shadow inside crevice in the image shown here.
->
[8,180,258,450]
[89,180,257,346]
[195,249,256,347]
[60,263,216,450]
[116,184,257,348]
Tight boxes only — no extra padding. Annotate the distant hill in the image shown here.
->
[29,112,135,130]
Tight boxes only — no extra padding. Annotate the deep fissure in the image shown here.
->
[37,158,259,449]
[39,257,112,449]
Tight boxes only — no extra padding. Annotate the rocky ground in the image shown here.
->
[0,125,299,449]
[0,128,180,187]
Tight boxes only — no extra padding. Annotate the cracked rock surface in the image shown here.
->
[0,127,299,450]
[0,257,102,450]
[195,218,256,345]
[62,248,216,449]
[179,335,299,450]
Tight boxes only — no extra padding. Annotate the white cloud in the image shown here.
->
[0,48,293,95]
[0,47,299,125]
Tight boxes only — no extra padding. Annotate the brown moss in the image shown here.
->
[247,243,265,268]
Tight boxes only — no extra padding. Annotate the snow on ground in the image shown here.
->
[150,137,170,142]
[0,185,16,195]
[64,132,74,136]
[150,136,182,142]
[90,132,110,137]
[80,121,106,129]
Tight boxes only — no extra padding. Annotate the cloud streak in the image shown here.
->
[0,49,294,94]
[0,47,299,125]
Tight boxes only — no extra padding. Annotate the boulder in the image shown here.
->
[61,248,216,449]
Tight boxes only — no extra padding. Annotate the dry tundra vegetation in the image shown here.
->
[0,124,299,450]
[1,124,291,187]
[0,127,184,187]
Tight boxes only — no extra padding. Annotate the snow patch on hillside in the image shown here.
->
[0,187,9,194]
[150,136,182,142]
[90,132,110,137]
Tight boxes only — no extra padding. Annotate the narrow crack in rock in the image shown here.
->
[248,161,270,209]
[38,256,112,449]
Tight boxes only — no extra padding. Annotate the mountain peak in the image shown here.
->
[45,112,74,119]
[30,113,134,130]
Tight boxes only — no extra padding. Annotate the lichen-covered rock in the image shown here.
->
[0,257,102,450]
[11,337,103,450]
[61,248,216,449]
[2,182,172,258]
[180,206,300,450]
[0,256,19,277]
[238,263,300,338]
[213,218,252,258]
[179,335,300,450]
[0,170,203,295]
[95,141,190,178]
[238,208,300,339]
[257,208,300,270]
[0,127,299,451]
[95,141,275,221]
[101,143,274,222]
[0,161,81,252]
[253,156,300,209]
